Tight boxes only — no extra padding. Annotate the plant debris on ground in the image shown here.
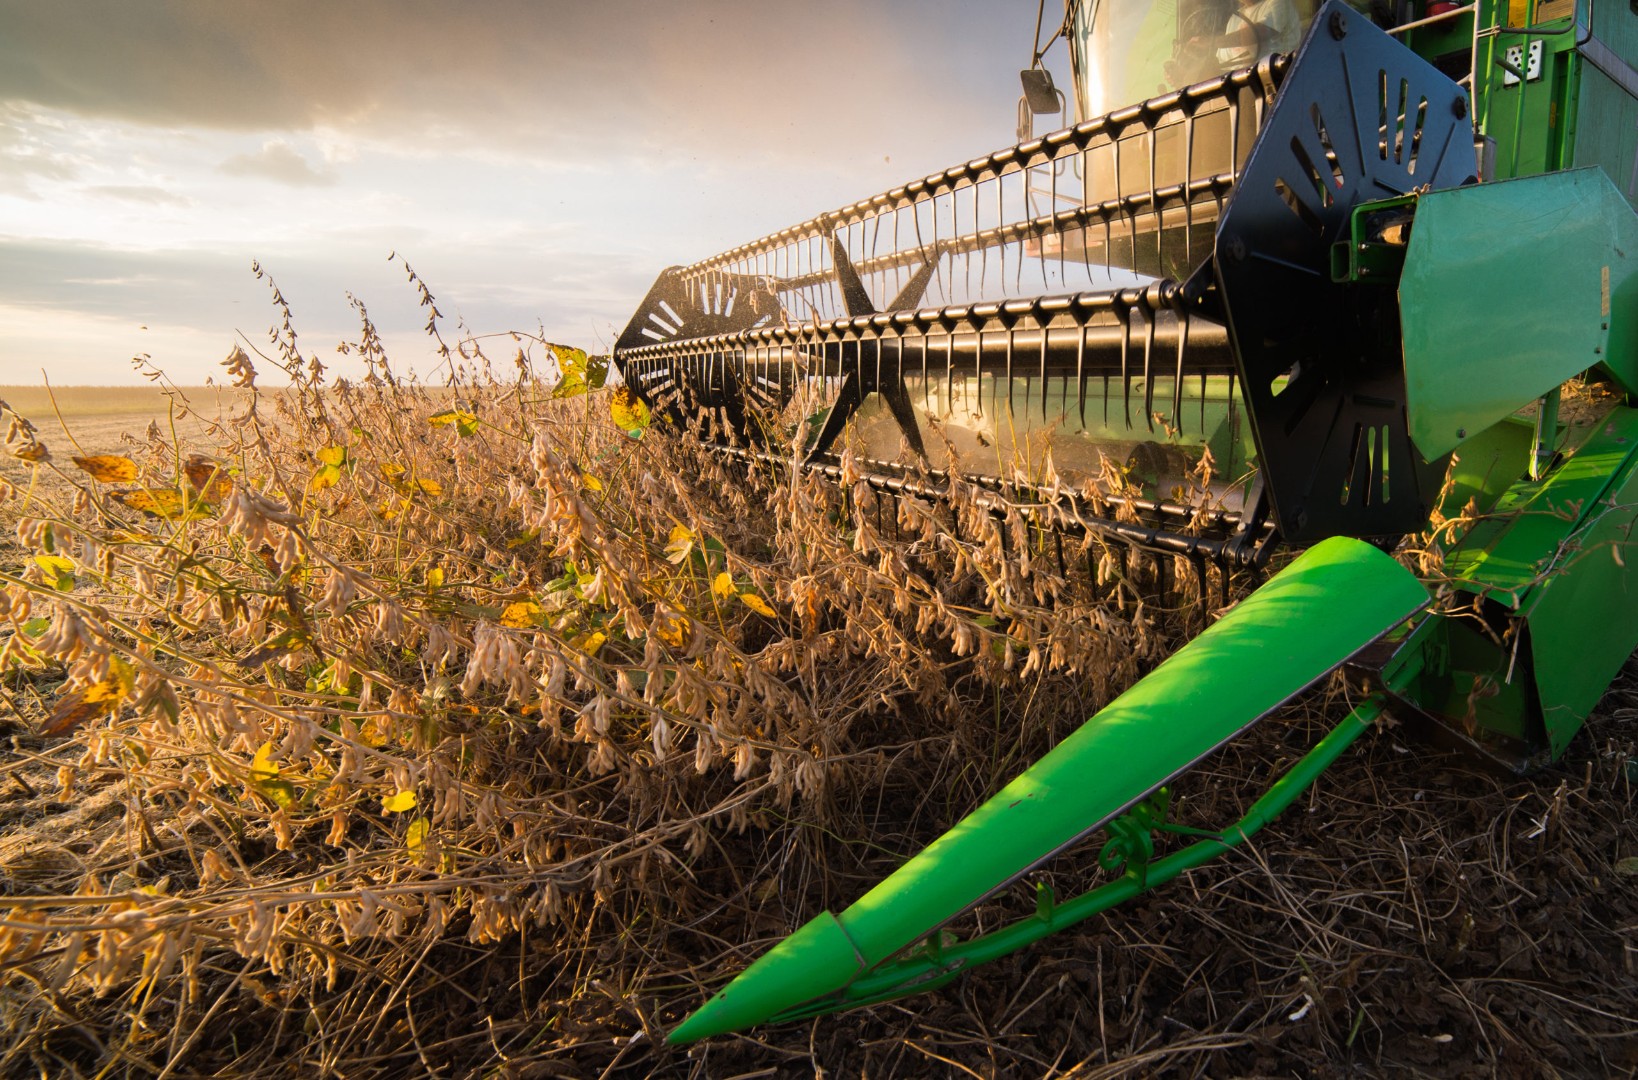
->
[1,277,1635,1078]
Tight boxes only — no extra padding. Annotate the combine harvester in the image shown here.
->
[615,0,1638,1041]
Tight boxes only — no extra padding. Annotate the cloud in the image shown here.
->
[219,140,335,186]
[85,184,192,206]
[0,1,1034,174]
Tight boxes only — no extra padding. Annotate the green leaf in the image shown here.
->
[21,617,49,638]
[1616,857,1638,877]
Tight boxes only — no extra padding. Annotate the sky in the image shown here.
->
[0,0,1076,386]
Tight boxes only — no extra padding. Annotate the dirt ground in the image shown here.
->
[1,392,1635,1078]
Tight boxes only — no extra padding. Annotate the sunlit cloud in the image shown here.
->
[0,0,1065,383]
[220,140,337,187]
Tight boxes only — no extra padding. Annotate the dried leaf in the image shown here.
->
[239,628,306,668]
[382,790,417,814]
[71,454,139,483]
[610,386,650,434]
[664,524,694,564]
[500,601,544,629]
[653,609,692,648]
[184,458,234,500]
[739,593,777,618]
[712,572,736,598]
[112,487,189,520]
[41,675,130,735]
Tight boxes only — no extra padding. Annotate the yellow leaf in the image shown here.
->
[739,593,777,618]
[414,478,443,497]
[12,442,47,463]
[407,816,430,854]
[33,554,75,591]
[571,630,607,655]
[112,487,188,520]
[250,742,279,783]
[377,497,409,521]
[316,445,346,467]
[425,567,445,588]
[712,572,736,598]
[610,386,650,434]
[664,524,694,564]
[382,790,417,813]
[260,779,297,809]
[40,676,129,735]
[71,455,139,483]
[428,409,479,436]
[500,601,543,629]
[581,472,604,492]
[359,716,390,749]
[309,463,341,490]
[249,747,299,809]
[380,463,406,481]
[653,609,691,648]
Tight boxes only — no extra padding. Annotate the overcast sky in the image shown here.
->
[0,1,1075,385]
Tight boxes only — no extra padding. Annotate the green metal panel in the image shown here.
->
[669,537,1428,1042]
[1441,407,1638,755]
[1434,415,1535,521]
[1515,411,1638,752]
[1445,408,1638,597]
[1574,0,1638,206]
[1400,168,1638,461]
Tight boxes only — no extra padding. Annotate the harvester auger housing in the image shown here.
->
[614,0,1638,1043]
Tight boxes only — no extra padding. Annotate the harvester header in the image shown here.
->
[614,0,1638,1044]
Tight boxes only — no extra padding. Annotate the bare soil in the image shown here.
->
[1,394,1635,1078]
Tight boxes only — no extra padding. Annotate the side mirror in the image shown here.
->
[1020,68,1062,114]
[1018,67,1065,141]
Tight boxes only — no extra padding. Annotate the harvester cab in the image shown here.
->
[614,0,1638,1043]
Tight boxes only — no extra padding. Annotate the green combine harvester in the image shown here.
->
[614,0,1638,1042]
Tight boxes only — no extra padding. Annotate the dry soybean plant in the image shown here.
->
[0,280,1235,1075]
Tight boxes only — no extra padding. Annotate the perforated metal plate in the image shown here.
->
[1213,0,1478,543]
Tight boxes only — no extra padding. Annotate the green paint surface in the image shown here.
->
[672,537,1427,1041]
[1400,169,1638,461]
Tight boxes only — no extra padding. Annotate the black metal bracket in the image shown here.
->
[1212,0,1478,544]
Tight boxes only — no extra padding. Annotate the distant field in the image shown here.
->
[0,384,220,420]
[0,386,226,499]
